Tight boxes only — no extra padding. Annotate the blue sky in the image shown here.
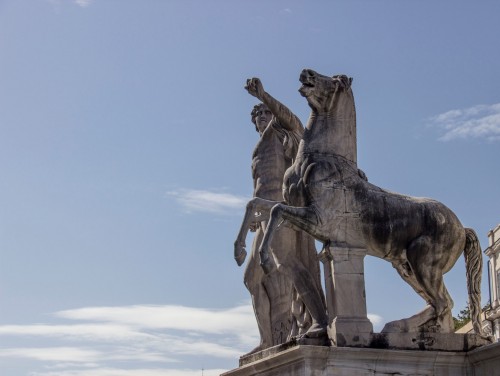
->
[0,1,499,375]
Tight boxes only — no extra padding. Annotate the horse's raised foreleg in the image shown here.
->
[234,197,280,266]
[259,203,319,274]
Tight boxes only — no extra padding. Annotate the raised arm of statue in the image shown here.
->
[245,77,302,132]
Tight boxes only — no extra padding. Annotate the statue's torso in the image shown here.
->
[252,122,299,201]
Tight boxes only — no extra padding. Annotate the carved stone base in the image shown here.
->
[222,341,500,376]
[329,317,374,347]
[239,336,328,367]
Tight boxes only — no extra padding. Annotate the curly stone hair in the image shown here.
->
[251,103,268,132]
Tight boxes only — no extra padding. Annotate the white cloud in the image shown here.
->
[166,189,248,214]
[0,303,386,373]
[429,103,500,141]
[367,313,384,331]
[0,303,258,372]
[55,304,258,339]
[0,324,155,342]
[0,347,101,362]
[31,368,227,376]
[74,0,93,7]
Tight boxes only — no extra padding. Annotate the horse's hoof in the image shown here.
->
[234,249,247,266]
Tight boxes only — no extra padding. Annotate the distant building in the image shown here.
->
[484,224,500,341]
[456,223,500,340]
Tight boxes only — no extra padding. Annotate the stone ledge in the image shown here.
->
[239,336,328,367]
[240,332,491,367]
[222,342,500,376]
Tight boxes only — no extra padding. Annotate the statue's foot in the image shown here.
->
[234,248,247,266]
[302,323,327,339]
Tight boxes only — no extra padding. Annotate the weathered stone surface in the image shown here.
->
[243,69,484,341]
[222,342,500,376]
[233,69,487,359]
[369,332,491,352]
[318,245,373,347]
[239,336,329,367]
[468,341,500,375]
[234,77,326,355]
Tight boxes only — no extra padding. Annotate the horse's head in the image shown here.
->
[299,69,353,113]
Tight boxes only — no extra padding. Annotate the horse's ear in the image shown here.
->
[334,75,353,91]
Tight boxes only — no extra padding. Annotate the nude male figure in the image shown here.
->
[236,78,326,354]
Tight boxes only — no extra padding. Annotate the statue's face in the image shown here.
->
[255,105,273,133]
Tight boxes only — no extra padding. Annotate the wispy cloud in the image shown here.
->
[31,368,228,376]
[166,189,248,214]
[429,103,500,141]
[46,0,93,12]
[0,303,257,374]
[0,347,101,362]
[74,0,93,7]
[0,302,385,374]
[0,324,155,342]
[56,304,256,333]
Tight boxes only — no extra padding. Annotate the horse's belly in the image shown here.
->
[356,191,465,260]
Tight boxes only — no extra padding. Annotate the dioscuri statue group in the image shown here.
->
[234,69,485,355]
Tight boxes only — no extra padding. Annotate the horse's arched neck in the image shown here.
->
[302,106,357,165]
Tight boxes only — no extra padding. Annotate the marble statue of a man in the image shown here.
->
[237,78,326,354]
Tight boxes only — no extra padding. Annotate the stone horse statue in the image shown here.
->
[235,69,483,336]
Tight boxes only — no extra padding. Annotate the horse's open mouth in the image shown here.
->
[299,82,314,97]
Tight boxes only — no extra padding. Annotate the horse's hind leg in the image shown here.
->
[407,236,454,332]
[383,236,454,333]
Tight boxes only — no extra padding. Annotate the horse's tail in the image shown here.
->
[463,228,483,335]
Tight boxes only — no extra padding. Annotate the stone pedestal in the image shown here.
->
[222,342,500,376]
[318,245,373,346]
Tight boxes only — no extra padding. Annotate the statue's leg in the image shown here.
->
[243,229,273,354]
[273,252,328,338]
[234,197,279,266]
[260,204,327,337]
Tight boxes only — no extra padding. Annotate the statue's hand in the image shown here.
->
[245,77,265,99]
